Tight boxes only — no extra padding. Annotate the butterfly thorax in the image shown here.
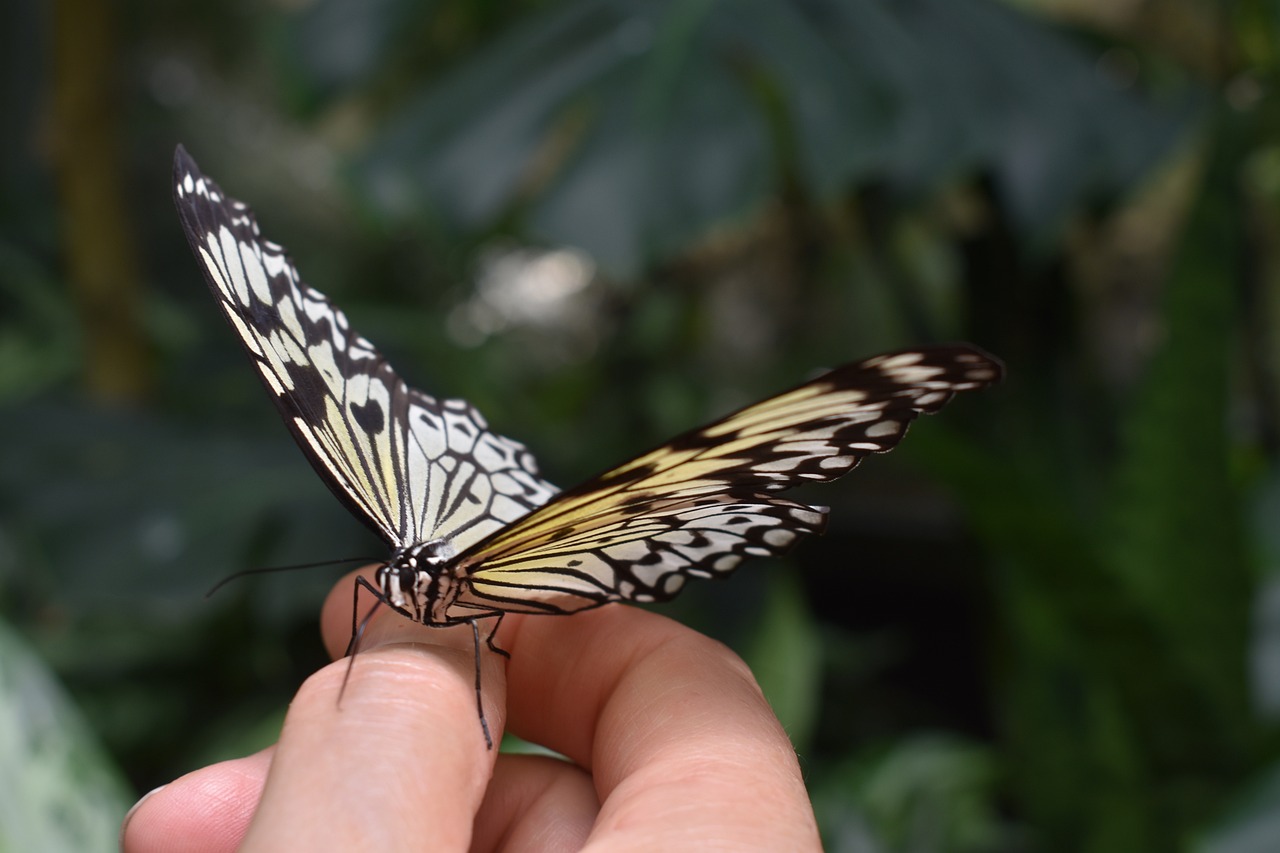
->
[377,539,460,625]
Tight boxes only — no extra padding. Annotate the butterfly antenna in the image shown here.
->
[205,557,376,598]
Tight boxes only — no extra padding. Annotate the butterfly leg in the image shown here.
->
[338,576,387,704]
[345,575,384,657]
[481,613,510,659]
[468,618,496,750]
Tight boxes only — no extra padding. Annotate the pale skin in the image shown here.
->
[120,568,822,851]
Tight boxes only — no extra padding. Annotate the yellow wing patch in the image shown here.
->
[446,346,1001,618]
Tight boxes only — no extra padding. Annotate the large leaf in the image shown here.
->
[1107,113,1254,758]
[1197,758,1280,853]
[355,0,1192,273]
[0,400,371,776]
[0,621,132,852]
[744,571,822,752]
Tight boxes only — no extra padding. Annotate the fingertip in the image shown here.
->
[242,643,505,848]
[121,750,272,853]
[120,784,166,851]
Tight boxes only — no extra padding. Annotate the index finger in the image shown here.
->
[242,568,504,850]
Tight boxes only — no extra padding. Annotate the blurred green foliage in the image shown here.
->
[0,622,132,852]
[2,0,1279,850]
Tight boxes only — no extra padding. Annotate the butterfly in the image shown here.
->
[172,145,1002,747]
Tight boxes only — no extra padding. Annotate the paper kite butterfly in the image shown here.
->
[172,145,1002,747]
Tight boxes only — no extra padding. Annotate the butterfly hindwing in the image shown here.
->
[445,347,1001,619]
[450,494,826,616]
[172,147,558,551]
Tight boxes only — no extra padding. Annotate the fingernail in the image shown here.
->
[119,784,166,848]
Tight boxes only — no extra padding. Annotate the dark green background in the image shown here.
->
[2,0,1277,850]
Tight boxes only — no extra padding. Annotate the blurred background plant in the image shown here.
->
[2,0,1277,849]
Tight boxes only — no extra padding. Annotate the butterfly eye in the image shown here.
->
[397,570,416,594]
[374,564,416,597]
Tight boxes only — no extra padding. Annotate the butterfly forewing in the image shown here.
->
[172,147,558,551]
[444,347,1001,619]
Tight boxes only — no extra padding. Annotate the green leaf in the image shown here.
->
[355,0,1192,273]
[743,571,822,752]
[0,621,132,852]
[814,734,1006,853]
[1196,758,1280,853]
[1107,116,1254,759]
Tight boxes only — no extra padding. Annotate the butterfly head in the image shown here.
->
[376,539,459,625]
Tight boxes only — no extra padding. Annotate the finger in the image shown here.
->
[240,568,505,850]
[120,748,272,853]
[471,754,598,853]
[317,567,506,749]
[501,606,821,849]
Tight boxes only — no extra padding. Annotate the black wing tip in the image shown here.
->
[173,143,199,187]
[943,342,1005,383]
[172,144,212,218]
[172,146,243,236]
[172,145,229,214]
[854,343,1005,389]
[891,341,1003,372]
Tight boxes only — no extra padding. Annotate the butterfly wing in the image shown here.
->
[444,347,1002,617]
[172,146,558,550]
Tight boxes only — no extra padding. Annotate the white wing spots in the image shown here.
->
[310,339,343,394]
[225,312,264,358]
[866,351,925,371]
[403,400,556,552]
[257,361,288,395]
[195,244,230,302]
[452,495,831,617]
[659,529,697,546]
[865,420,901,439]
[239,239,273,304]
[472,435,508,470]
[630,561,668,588]
[491,471,527,496]
[763,528,796,547]
[275,294,304,343]
[444,409,481,454]
[489,494,533,524]
[173,147,558,551]
[262,248,290,278]
[216,228,252,304]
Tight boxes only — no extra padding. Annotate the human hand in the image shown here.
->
[120,567,821,851]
